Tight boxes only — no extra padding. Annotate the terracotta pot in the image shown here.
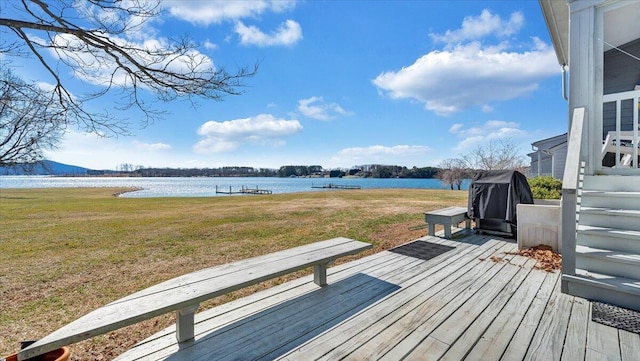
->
[3,347,69,361]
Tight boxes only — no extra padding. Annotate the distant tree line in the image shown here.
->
[107,164,441,178]
[126,166,277,177]
[276,165,324,177]
[353,165,439,179]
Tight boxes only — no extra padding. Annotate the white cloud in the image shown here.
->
[203,40,218,50]
[449,120,526,153]
[235,19,302,47]
[298,96,349,121]
[373,41,557,116]
[166,0,296,26]
[373,10,557,116]
[50,34,215,89]
[430,9,524,45]
[43,131,178,170]
[481,104,494,113]
[331,145,431,166]
[133,140,171,151]
[194,113,302,153]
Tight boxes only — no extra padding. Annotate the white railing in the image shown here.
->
[602,89,640,169]
[561,107,585,289]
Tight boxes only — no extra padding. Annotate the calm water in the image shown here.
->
[0,176,469,198]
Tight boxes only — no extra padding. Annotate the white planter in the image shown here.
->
[517,200,562,251]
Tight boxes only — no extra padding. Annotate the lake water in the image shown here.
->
[0,176,469,198]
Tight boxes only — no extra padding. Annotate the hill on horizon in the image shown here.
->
[0,160,92,176]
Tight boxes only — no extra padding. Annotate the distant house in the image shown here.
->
[528,133,567,179]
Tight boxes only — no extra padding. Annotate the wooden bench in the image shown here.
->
[424,206,470,239]
[18,237,371,361]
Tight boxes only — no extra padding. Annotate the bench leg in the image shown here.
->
[427,223,435,236]
[176,303,199,343]
[444,224,452,239]
[314,263,328,286]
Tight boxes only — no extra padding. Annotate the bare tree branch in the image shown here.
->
[0,0,257,136]
[0,66,66,166]
[462,138,526,171]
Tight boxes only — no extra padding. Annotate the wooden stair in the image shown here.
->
[562,175,640,311]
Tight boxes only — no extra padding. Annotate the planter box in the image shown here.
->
[517,199,562,251]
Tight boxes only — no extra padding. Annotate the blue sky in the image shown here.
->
[8,0,568,170]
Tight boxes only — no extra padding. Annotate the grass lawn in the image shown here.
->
[0,187,467,359]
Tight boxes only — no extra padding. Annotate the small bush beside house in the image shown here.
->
[528,176,562,199]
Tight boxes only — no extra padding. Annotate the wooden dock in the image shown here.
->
[311,183,361,190]
[116,230,640,360]
[215,186,273,195]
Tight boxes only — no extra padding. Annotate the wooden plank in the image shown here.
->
[120,238,462,360]
[619,329,640,361]
[124,248,428,361]
[372,248,525,361]
[19,238,371,360]
[586,314,622,361]
[431,256,534,345]
[425,206,467,217]
[116,237,366,301]
[435,262,547,361]
[310,239,504,360]
[402,258,538,361]
[499,270,561,360]
[561,296,590,361]
[522,278,574,361]
[462,271,558,361]
[117,247,432,361]
[218,239,480,361]
[328,242,518,360]
[278,235,500,360]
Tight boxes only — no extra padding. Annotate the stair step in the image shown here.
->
[576,245,640,279]
[583,175,640,192]
[563,270,640,312]
[581,191,640,197]
[580,191,640,210]
[580,207,640,217]
[579,207,640,231]
[577,225,640,253]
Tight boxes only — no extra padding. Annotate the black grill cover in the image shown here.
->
[467,170,533,225]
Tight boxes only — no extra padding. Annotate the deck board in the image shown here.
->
[114,231,640,361]
[561,296,590,361]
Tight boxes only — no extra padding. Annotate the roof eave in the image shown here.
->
[539,0,570,66]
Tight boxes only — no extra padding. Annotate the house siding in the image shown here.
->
[552,144,568,179]
[603,38,640,136]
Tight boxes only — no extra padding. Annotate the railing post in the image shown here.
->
[561,107,585,292]
[176,303,199,343]
[314,263,328,286]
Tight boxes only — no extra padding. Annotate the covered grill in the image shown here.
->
[467,170,534,237]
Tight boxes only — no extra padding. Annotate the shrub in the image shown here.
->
[528,176,562,199]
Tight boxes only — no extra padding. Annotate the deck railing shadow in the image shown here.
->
[155,273,400,361]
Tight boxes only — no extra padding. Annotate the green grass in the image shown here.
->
[0,187,467,358]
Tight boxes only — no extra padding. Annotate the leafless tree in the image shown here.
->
[0,66,65,166]
[0,0,256,136]
[436,158,470,190]
[462,138,527,171]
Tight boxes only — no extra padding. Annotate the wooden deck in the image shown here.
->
[116,230,640,361]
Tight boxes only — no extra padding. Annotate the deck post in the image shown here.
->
[313,263,328,286]
[561,107,585,293]
[176,303,199,343]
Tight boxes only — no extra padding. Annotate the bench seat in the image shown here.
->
[18,237,371,361]
[424,206,470,239]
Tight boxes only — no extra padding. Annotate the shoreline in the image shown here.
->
[112,187,144,197]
